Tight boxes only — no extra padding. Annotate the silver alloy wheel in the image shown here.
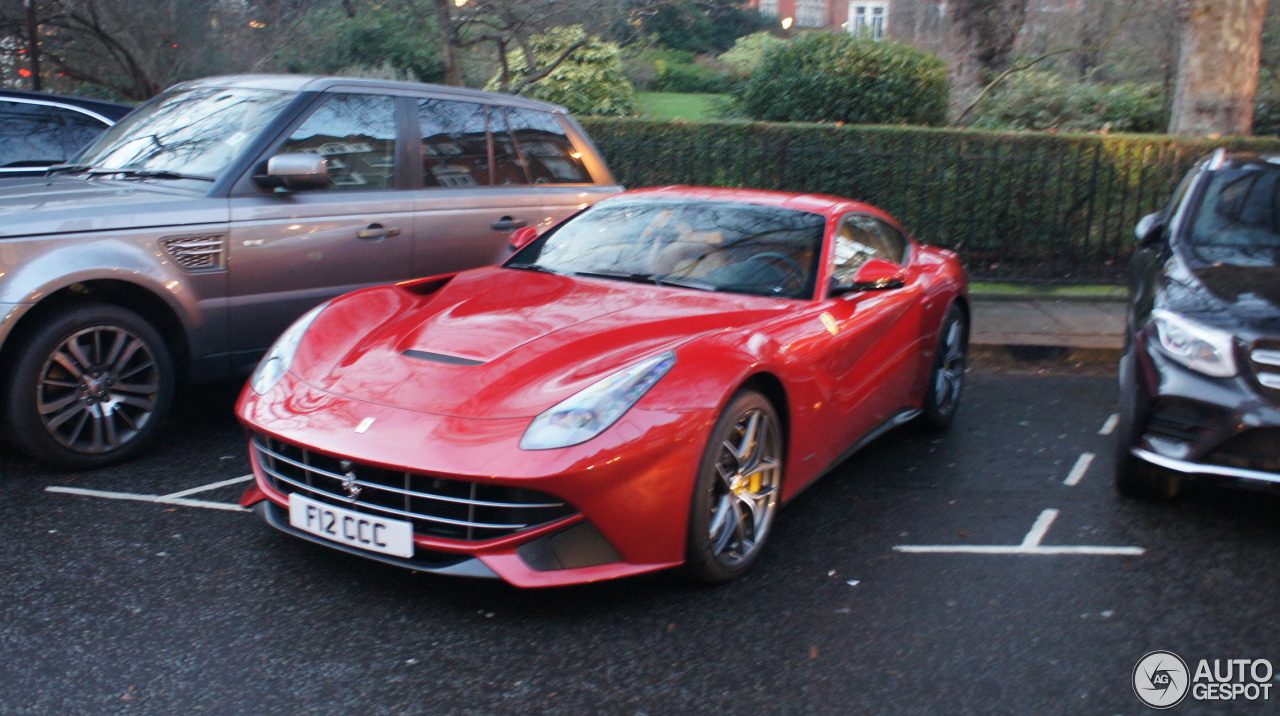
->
[706,406,782,567]
[933,314,966,414]
[37,324,161,454]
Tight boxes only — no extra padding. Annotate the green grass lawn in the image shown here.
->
[634,92,728,121]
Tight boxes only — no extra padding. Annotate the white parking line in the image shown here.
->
[893,508,1145,556]
[1063,452,1095,486]
[162,474,253,499]
[1098,413,1119,435]
[46,485,248,512]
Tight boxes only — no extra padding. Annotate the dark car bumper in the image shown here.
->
[1127,336,1280,488]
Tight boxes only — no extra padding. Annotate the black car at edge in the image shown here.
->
[1116,149,1280,499]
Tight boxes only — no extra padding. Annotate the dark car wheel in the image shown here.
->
[6,303,175,470]
[1113,353,1180,500]
[918,303,968,431]
[684,390,783,584]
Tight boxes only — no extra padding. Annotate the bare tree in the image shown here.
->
[1168,0,1269,135]
[944,0,1029,101]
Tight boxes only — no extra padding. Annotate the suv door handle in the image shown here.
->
[358,224,401,240]
[491,217,527,231]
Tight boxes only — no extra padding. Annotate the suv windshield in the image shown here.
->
[1186,166,1280,267]
[75,86,297,180]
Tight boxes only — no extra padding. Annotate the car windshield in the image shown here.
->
[74,86,297,181]
[1185,166,1280,267]
[509,198,826,299]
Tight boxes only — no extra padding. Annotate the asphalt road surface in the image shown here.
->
[2,364,1277,714]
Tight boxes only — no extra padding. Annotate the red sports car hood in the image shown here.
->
[293,267,793,419]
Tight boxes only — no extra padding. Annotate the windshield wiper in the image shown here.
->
[571,269,718,291]
[44,164,95,175]
[506,262,566,276]
[86,168,215,182]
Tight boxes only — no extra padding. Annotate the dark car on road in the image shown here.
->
[1116,149,1280,499]
[0,89,132,178]
[0,74,620,469]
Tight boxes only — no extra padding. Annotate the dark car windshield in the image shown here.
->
[1185,166,1280,267]
[508,197,826,299]
[75,86,297,181]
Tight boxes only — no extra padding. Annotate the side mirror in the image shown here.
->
[1134,212,1165,248]
[254,153,330,191]
[508,226,540,251]
[832,258,905,295]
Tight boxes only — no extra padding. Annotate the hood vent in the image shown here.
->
[162,234,226,272]
[402,349,485,366]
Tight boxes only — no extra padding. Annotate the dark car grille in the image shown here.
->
[1206,429,1280,475]
[1249,340,1280,397]
[252,434,577,542]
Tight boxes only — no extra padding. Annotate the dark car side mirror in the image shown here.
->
[1134,212,1165,248]
[830,258,906,296]
[508,226,540,251]
[254,153,331,191]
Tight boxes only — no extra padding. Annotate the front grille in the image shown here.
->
[1249,340,1280,395]
[161,234,226,272]
[1206,429,1280,474]
[252,434,577,542]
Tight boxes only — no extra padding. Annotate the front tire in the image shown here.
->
[683,390,784,584]
[6,303,175,470]
[918,303,968,431]
[1113,356,1180,500]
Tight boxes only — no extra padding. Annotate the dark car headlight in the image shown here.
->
[1152,309,1237,378]
[520,352,676,450]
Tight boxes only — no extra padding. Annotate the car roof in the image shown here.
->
[609,185,893,221]
[0,88,133,121]
[171,74,573,114]
[1206,149,1280,171]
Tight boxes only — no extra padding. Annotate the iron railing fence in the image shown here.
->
[582,119,1280,284]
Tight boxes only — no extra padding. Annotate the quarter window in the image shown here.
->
[505,107,591,184]
[280,94,398,191]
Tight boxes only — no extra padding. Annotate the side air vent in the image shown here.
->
[161,235,226,272]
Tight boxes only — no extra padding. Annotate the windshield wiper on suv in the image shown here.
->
[86,168,216,182]
[571,269,718,291]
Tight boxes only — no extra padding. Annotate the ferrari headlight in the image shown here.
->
[1152,309,1237,378]
[250,302,329,394]
[520,352,676,450]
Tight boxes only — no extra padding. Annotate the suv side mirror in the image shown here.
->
[831,258,906,296]
[508,226,540,251]
[255,153,331,191]
[1134,212,1165,248]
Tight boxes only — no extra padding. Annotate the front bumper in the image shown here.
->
[238,373,711,587]
[1128,335,1280,489]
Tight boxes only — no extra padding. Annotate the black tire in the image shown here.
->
[683,390,784,584]
[917,303,968,431]
[1113,354,1180,500]
[6,303,175,470]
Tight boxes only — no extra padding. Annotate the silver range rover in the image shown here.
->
[0,74,621,469]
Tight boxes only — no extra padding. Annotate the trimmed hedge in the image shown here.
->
[579,118,1280,283]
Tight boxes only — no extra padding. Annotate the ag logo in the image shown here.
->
[1133,650,1190,709]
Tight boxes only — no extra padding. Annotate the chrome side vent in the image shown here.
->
[161,235,226,272]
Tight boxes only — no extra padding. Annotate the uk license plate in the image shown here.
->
[288,493,414,558]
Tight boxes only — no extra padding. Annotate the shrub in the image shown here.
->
[1255,75,1280,137]
[966,71,1166,133]
[719,32,787,78]
[735,33,948,126]
[626,49,736,93]
[487,26,635,117]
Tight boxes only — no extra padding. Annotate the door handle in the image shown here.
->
[358,224,401,240]
[491,217,527,231]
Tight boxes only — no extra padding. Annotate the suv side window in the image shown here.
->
[0,100,65,168]
[279,93,398,190]
[506,107,591,184]
[418,98,491,188]
[832,214,908,282]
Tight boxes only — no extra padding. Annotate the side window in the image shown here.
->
[279,94,398,190]
[832,214,907,283]
[0,100,65,167]
[506,107,591,184]
[488,106,531,185]
[418,98,490,187]
[58,109,111,158]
